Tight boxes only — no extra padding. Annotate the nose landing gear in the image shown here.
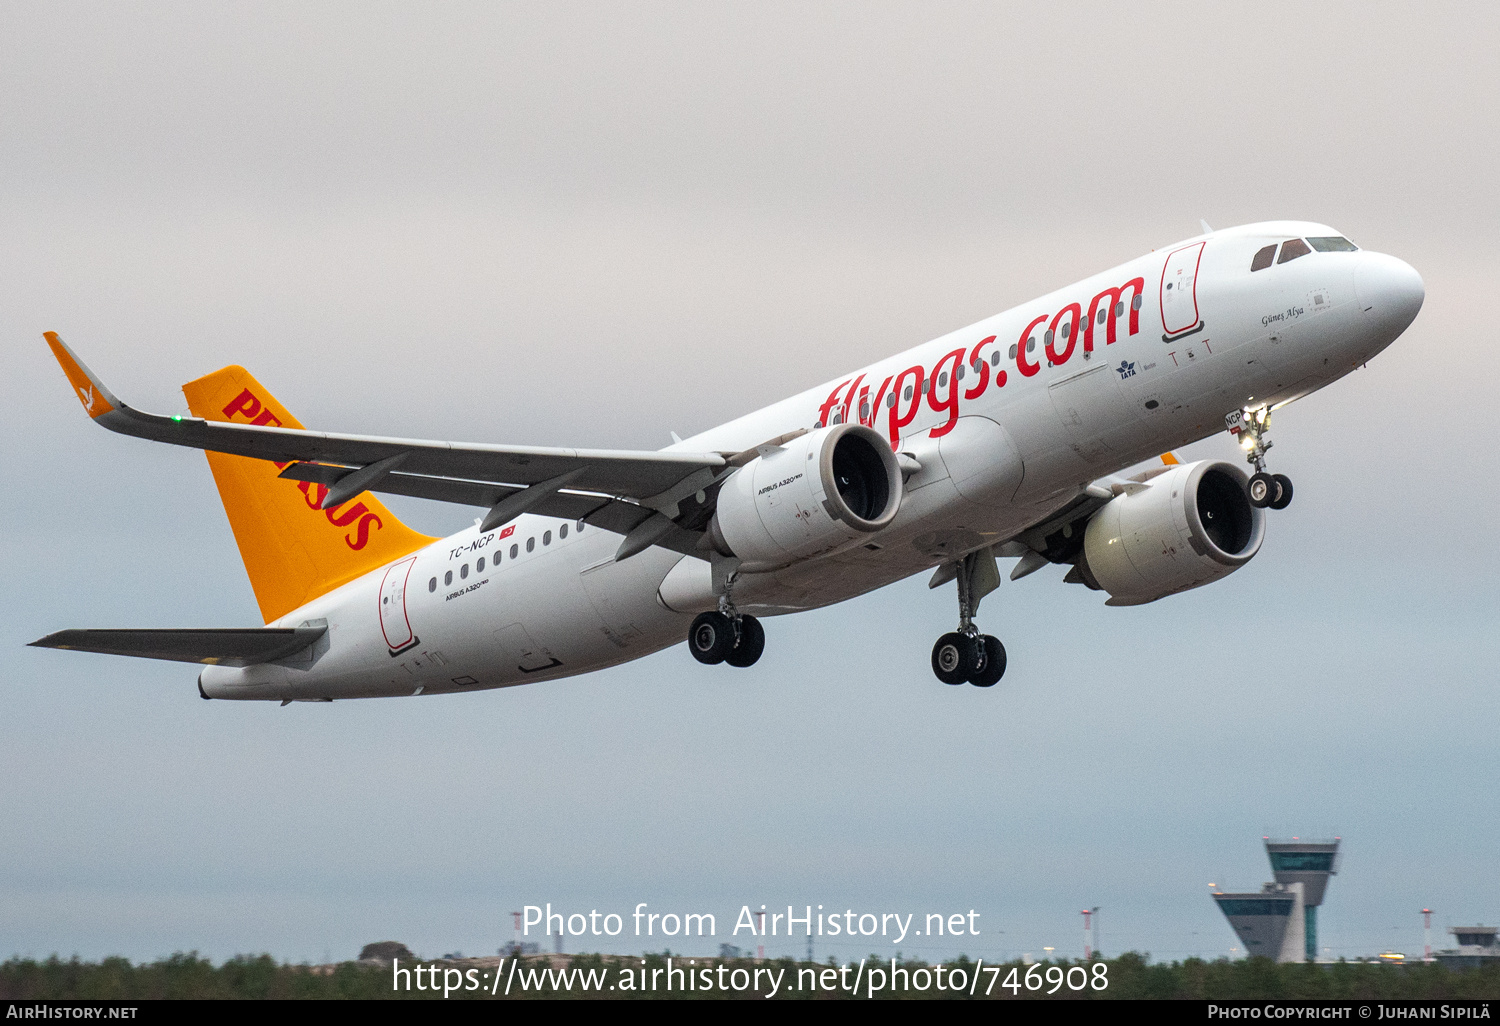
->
[929,549,1007,687]
[1231,407,1294,510]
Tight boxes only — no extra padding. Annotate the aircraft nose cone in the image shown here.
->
[1355,252,1425,337]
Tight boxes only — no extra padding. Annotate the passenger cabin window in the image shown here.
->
[477,556,485,571]
[1250,244,1277,271]
[444,570,453,586]
[1307,236,1358,252]
[428,577,437,592]
[543,530,552,546]
[510,544,518,558]
[460,564,469,579]
[1278,238,1312,264]
[527,537,535,552]
[560,523,568,539]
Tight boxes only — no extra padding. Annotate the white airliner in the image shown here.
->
[34,221,1423,699]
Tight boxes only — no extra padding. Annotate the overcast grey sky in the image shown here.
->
[3,2,1497,965]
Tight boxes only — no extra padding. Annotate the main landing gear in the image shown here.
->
[1233,406,1294,511]
[687,609,765,668]
[932,631,1006,687]
[931,551,1007,687]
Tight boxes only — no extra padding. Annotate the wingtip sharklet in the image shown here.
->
[44,332,122,420]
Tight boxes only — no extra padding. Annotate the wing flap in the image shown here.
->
[275,462,697,551]
[29,626,327,666]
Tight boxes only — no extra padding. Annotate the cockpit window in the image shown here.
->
[1250,244,1277,272]
[1307,236,1358,252]
[1277,238,1312,264]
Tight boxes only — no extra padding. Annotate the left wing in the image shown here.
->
[46,333,733,557]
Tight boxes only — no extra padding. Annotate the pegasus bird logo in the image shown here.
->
[78,384,96,412]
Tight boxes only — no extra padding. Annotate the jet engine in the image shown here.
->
[708,423,903,569]
[1074,460,1265,605]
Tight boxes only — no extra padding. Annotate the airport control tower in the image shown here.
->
[1213,837,1340,962]
[1266,839,1339,960]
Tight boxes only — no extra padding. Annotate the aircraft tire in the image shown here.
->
[969,635,1007,687]
[724,615,765,668]
[1247,472,1275,508]
[932,632,977,685]
[1269,473,1294,510]
[688,611,735,665]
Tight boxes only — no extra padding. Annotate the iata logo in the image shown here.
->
[221,387,384,551]
[1116,360,1136,380]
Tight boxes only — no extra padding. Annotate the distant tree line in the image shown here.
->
[2,951,1498,1000]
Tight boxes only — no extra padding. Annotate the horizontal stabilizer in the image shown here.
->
[29,626,327,666]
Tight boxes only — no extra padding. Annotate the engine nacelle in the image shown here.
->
[1077,460,1265,605]
[708,423,903,570]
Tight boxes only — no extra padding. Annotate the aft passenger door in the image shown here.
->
[378,556,419,655]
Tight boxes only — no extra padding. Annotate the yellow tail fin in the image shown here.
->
[181,366,435,624]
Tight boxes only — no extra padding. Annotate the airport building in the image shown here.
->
[1213,838,1340,962]
[1434,925,1500,970]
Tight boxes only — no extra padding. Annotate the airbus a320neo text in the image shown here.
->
[34,221,1423,699]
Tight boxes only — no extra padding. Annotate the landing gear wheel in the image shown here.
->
[724,614,765,668]
[1269,473,1294,510]
[1247,472,1275,508]
[688,611,735,665]
[969,635,1007,687]
[932,632,978,685]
